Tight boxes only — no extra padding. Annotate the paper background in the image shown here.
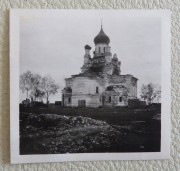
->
[0,0,179,170]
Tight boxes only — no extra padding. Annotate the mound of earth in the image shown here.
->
[20,113,124,154]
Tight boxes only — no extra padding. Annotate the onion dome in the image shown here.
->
[84,45,91,50]
[94,26,110,45]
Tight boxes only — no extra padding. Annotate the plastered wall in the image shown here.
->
[0,0,179,170]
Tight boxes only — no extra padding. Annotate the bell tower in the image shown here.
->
[81,45,91,72]
[93,24,112,63]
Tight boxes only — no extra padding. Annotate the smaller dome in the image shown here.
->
[84,45,91,50]
[94,27,110,45]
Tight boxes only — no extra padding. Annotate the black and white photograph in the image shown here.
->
[10,10,171,163]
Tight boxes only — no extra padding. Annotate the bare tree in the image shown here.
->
[41,75,59,104]
[20,71,33,99]
[30,89,45,102]
[30,74,44,101]
[153,84,161,103]
[20,71,59,103]
[140,83,161,104]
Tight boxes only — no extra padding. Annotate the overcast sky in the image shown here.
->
[20,10,161,103]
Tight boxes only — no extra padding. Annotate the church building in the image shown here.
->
[62,25,138,107]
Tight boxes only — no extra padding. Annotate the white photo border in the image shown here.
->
[10,9,171,164]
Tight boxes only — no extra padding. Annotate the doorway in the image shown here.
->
[78,100,86,107]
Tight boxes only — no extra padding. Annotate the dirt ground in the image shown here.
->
[20,106,161,154]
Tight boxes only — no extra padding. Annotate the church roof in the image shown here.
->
[72,69,104,78]
[94,26,110,45]
[106,85,127,91]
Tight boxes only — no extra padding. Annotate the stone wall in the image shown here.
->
[72,94,101,107]
[72,77,104,95]
[104,85,128,106]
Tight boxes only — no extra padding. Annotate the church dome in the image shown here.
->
[94,27,110,45]
[84,45,91,50]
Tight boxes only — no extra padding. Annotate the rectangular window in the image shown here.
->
[99,47,101,53]
[96,87,99,94]
[109,96,111,102]
[68,97,71,103]
[119,97,122,102]
[104,47,106,52]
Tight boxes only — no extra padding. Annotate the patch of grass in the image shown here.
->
[20,106,161,154]
[20,106,160,126]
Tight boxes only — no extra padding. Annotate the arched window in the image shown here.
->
[109,96,111,102]
[96,86,99,94]
[119,97,122,102]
